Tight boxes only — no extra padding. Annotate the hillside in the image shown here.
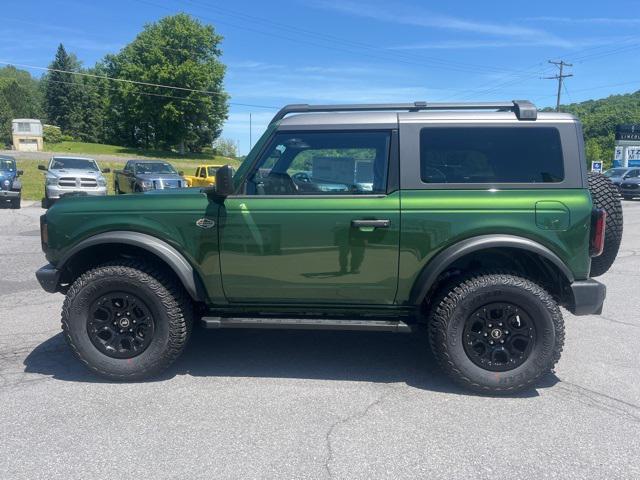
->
[557,90,640,167]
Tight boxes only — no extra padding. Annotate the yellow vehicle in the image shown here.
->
[183,165,223,187]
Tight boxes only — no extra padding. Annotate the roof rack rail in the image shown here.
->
[270,100,537,124]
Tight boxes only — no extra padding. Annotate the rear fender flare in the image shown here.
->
[409,234,575,305]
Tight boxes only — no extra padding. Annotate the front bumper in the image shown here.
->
[569,279,606,315]
[0,189,20,199]
[36,264,61,293]
[46,185,107,199]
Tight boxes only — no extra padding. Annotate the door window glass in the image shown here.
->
[246,131,390,195]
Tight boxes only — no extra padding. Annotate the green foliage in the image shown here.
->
[213,137,238,157]
[104,14,228,153]
[43,44,82,133]
[559,91,640,168]
[0,65,43,145]
[43,125,63,143]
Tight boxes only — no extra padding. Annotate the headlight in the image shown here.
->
[97,177,107,187]
[2,179,9,189]
[141,180,153,189]
[46,176,58,186]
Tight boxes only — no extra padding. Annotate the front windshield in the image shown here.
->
[604,168,628,177]
[51,158,98,171]
[0,158,16,171]
[134,162,177,174]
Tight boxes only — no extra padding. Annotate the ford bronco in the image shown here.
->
[35,101,623,394]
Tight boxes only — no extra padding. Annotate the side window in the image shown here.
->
[420,127,564,184]
[199,168,207,178]
[245,131,390,195]
[627,169,640,178]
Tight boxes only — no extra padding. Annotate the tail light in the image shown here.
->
[40,214,48,252]
[590,208,607,257]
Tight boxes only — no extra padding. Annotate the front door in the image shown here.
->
[219,129,400,305]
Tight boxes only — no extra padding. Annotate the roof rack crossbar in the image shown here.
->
[270,100,537,124]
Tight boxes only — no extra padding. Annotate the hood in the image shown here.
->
[136,173,183,181]
[0,170,17,181]
[48,168,104,179]
[622,177,640,185]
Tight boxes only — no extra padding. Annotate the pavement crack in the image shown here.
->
[599,315,639,328]
[323,386,397,479]
[554,379,640,423]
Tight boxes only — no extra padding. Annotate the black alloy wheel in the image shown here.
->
[463,302,535,372]
[87,292,155,359]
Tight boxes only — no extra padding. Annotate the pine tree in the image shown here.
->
[44,44,80,134]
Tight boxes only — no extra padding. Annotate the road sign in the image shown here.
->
[591,161,602,173]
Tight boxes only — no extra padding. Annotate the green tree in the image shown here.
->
[105,14,228,152]
[0,66,44,145]
[43,44,81,134]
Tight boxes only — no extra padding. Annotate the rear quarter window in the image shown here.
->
[420,127,564,184]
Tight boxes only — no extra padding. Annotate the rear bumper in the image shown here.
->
[569,279,606,315]
[36,264,61,293]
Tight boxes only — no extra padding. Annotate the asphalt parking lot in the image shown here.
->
[1,202,639,479]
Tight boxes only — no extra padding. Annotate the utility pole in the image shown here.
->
[249,113,253,150]
[544,60,573,111]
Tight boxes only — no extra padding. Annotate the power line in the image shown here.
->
[544,60,573,111]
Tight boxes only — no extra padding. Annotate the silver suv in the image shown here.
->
[39,156,110,207]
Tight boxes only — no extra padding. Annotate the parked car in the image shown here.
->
[38,156,109,208]
[620,168,640,199]
[183,164,224,187]
[603,167,634,191]
[114,160,186,194]
[36,100,622,394]
[0,155,23,209]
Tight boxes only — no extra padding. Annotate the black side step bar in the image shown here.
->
[201,317,412,333]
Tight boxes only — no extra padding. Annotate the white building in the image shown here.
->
[11,119,44,152]
[613,124,640,168]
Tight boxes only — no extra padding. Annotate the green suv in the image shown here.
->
[36,101,623,394]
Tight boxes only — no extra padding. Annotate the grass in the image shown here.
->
[44,141,228,162]
[17,156,241,201]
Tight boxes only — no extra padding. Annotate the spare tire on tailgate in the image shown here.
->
[588,172,623,277]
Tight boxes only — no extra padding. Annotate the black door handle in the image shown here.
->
[351,219,390,229]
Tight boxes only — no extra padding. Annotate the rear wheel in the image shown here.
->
[61,260,193,380]
[588,172,623,277]
[429,273,564,394]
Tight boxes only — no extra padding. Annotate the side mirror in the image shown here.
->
[102,168,111,173]
[17,170,24,176]
[38,165,47,171]
[214,165,234,197]
[178,170,184,176]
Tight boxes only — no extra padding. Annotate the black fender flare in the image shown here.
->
[59,231,206,301]
[409,234,575,305]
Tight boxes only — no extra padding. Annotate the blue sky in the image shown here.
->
[2,0,639,153]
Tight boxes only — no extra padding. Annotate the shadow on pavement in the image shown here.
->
[23,327,558,397]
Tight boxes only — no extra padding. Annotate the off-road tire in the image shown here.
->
[429,273,564,395]
[588,172,623,277]
[61,260,193,380]
[10,196,20,209]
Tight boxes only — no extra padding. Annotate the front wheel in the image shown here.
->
[429,273,564,394]
[61,260,193,380]
[10,196,20,209]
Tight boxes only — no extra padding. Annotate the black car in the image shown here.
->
[620,168,640,199]
[0,155,23,209]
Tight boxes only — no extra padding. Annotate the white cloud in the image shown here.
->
[525,16,640,25]
[313,0,575,47]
